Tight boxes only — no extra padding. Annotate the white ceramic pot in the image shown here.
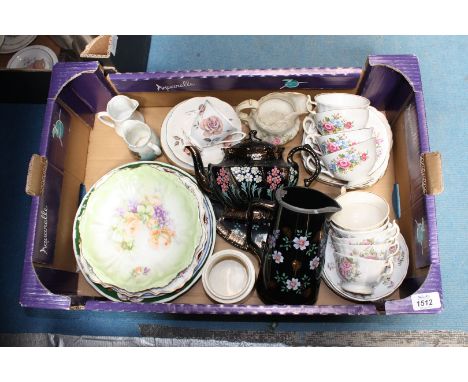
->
[321,139,377,186]
[202,250,256,304]
[315,128,374,155]
[334,252,394,295]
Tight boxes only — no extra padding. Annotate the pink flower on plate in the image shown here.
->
[361,152,368,161]
[344,121,353,129]
[310,256,320,270]
[200,115,223,137]
[323,122,335,132]
[293,236,309,250]
[286,278,301,291]
[327,142,340,153]
[337,158,351,168]
[272,250,284,264]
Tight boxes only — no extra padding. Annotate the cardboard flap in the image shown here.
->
[26,154,48,196]
[420,152,444,195]
[80,35,116,59]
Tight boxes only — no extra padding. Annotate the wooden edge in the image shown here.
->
[420,152,444,195]
[26,154,48,196]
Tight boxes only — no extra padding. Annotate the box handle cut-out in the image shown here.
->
[26,154,48,196]
[420,152,444,195]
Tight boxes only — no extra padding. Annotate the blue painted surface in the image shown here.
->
[1,36,467,336]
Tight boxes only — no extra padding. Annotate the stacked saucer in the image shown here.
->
[302,105,392,189]
[322,191,409,302]
[73,162,216,302]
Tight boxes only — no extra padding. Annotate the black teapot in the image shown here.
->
[185,131,321,209]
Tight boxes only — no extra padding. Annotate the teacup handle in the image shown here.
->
[287,144,321,187]
[302,115,317,135]
[97,112,116,128]
[211,131,247,146]
[306,95,317,113]
[236,99,259,122]
[147,142,162,157]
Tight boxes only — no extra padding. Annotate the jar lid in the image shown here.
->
[223,130,284,162]
[202,250,256,304]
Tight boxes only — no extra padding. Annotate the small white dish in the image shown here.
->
[202,249,255,304]
[0,35,36,54]
[332,191,390,231]
[322,230,409,302]
[7,45,58,69]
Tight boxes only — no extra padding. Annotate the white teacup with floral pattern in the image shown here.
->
[315,128,374,155]
[334,252,394,295]
[307,93,370,112]
[330,223,400,244]
[312,108,370,135]
[321,138,376,186]
[332,239,400,260]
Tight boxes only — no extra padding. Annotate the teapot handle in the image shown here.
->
[246,199,276,262]
[287,144,321,187]
[236,99,259,122]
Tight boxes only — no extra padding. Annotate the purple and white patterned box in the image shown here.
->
[20,56,443,316]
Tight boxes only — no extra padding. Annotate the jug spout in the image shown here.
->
[184,145,214,198]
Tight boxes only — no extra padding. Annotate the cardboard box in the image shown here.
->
[21,55,444,315]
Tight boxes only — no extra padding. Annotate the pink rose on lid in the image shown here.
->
[200,115,223,137]
[344,121,353,129]
[327,142,340,153]
[361,152,368,161]
[337,158,351,168]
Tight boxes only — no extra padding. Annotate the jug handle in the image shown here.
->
[236,99,259,122]
[287,144,321,187]
[246,199,276,262]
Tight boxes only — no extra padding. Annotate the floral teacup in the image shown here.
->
[334,252,394,295]
[315,128,373,155]
[188,100,245,149]
[321,138,376,186]
[330,224,400,246]
[332,239,400,260]
[329,219,399,240]
[307,93,370,113]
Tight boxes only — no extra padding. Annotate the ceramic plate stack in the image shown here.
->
[0,35,36,54]
[161,97,243,171]
[301,106,393,189]
[73,162,216,302]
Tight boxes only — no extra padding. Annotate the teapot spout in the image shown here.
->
[184,145,214,198]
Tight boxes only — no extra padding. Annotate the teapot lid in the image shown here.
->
[223,130,284,162]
